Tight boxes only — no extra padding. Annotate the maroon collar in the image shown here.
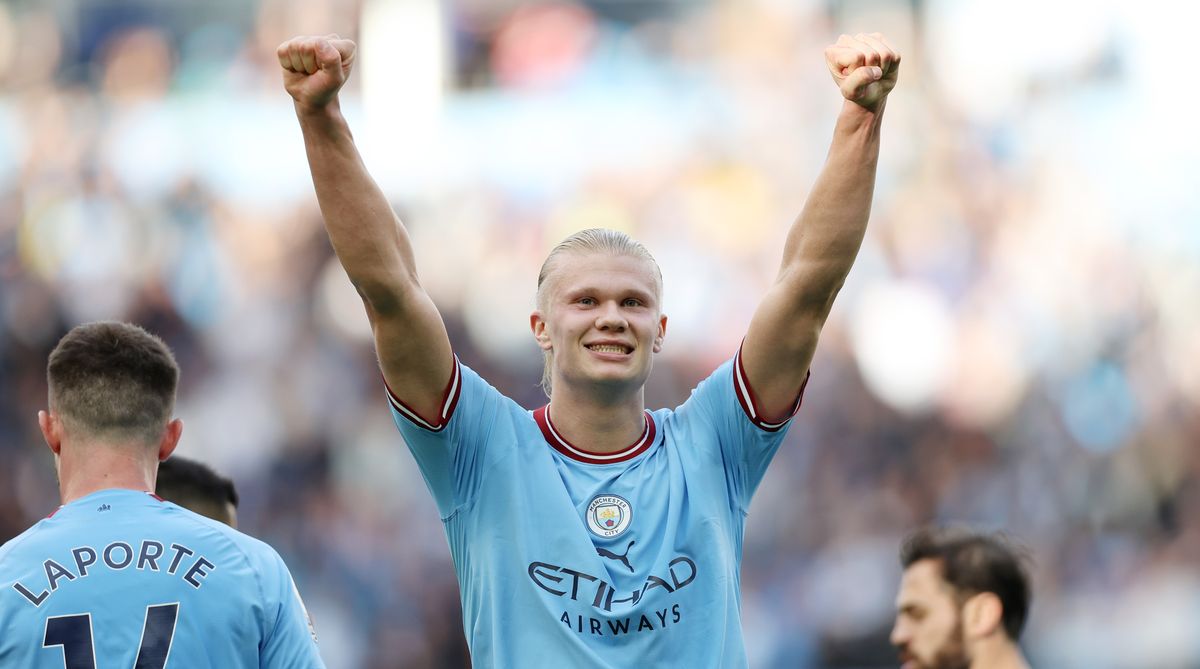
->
[533,406,656,465]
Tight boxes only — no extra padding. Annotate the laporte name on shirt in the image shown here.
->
[11,539,215,607]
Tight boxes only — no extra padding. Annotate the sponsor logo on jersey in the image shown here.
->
[586,494,631,538]
[528,555,697,613]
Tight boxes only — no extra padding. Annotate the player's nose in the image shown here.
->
[594,301,627,330]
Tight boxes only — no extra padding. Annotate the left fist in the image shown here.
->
[825,33,900,112]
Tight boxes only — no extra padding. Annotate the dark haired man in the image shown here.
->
[0,321,323,668]
[892,526,1032,669]
[156,456,240,528]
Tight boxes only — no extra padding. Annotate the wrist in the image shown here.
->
[837,98,886,135]
[293,97,344,124]
[840,97,885,121]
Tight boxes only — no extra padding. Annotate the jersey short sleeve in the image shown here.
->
[673,349,808,511]
[255,546,322,668]
[386,358,524,520]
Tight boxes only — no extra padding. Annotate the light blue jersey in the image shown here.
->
[388,352,806,668]
[0,489,324,668]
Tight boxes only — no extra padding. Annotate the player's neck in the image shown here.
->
[547,386,646,455]
[970,637,1030,669]
[58,440,157,505]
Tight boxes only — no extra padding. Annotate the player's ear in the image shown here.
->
[158,418,183,462]
[652,313,667,353]
[530,311,552,351]
[962,591,1003,639]
[38,410,63,456]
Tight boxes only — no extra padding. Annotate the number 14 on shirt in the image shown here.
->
[43,603,179,669]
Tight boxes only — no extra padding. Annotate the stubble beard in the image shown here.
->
[929,616,971,669]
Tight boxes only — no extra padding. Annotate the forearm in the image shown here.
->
[296,101,420,313]
[777,99,884,316]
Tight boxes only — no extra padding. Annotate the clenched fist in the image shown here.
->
[278,35,357,109]
[825,33,900,113]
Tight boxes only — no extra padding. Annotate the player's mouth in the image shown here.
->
[585,343,633,356]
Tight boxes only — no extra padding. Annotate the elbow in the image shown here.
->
[777,264,847,321]
[353,274,421,319]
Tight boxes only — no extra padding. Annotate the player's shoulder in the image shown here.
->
[430,358,533,429]
[0,517,54,565]
[158,502,288,570]
[665,356,737,417]
[458,360,526,411]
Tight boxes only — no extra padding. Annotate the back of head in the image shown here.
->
[48,321,179,447]
[900,526,1032,641]
[156,456,239,527]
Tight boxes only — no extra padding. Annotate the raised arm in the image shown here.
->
[279,35,453,421]
[741,33,900,420]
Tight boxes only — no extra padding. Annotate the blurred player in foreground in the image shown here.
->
[280,30,898,667]
[892,527,1033,669]
[156,456,239,528]
[0,321,324,668]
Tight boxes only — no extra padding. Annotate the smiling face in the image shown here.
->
[532,250,666,398]
[891,559,972,669]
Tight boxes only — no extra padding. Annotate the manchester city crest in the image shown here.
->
[586,494,632,538]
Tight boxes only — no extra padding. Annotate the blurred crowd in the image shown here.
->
[1,0,1198,667]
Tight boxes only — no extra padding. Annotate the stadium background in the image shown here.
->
[0,0,1197,666]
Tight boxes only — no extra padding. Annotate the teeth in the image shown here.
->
[589,345,627,354]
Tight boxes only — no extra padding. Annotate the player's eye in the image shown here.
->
[578,297,596,306]
[622,298,642,307]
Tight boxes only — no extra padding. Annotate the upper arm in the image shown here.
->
[364,280,456,427]
[740,270,826,423]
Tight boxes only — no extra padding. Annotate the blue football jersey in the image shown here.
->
[387,352,806,668]
[0,489,324,668]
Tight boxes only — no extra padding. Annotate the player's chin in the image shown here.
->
[579,361,639,383]
[601,365,653,388]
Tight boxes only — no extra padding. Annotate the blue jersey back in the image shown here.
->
[0,489,324,668]
[388,353,805,668]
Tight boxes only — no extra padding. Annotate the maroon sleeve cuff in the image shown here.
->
[384,356,462,432]
[733,346,809,432]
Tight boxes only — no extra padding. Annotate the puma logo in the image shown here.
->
[596,540,635,573]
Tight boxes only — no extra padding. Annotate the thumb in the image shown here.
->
[841,65,882,99]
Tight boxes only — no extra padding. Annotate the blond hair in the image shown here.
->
[535,229,663,398]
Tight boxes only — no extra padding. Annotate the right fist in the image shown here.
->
[277,35,357,109]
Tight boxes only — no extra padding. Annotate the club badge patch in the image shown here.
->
[586,494,632,538]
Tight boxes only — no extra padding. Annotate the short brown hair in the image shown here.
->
[900,526,1032,641]
[47,321,179,446]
